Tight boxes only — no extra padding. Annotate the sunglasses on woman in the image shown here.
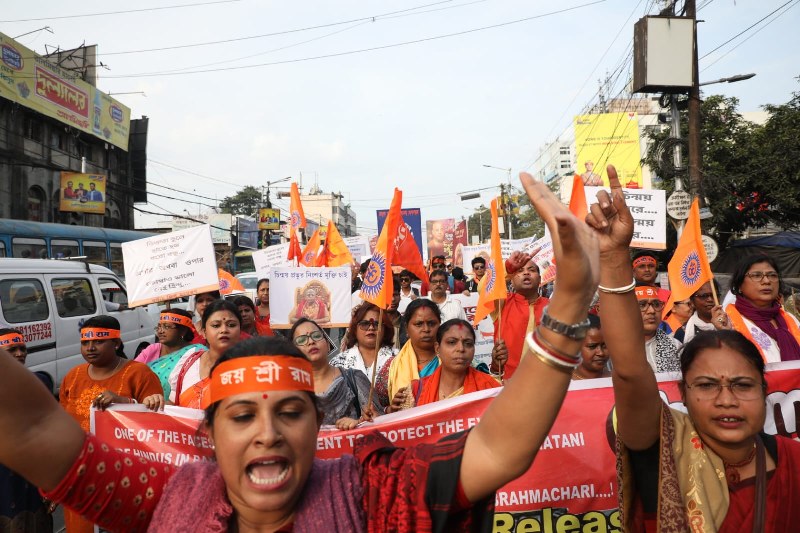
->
[294,330,324,346]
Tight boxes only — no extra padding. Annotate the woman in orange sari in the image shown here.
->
[58,315,162,533]
[169,300,241,408]
[412,319,500,406]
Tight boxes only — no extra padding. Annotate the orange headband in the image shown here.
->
[634,286,659,300]
[202,356,314,409]
[0,333,24,347]
[632,256,657,268]
[80,328,121,341]
[160,312,194,329]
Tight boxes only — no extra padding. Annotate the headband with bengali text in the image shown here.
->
[632,255,657,268]
[80,328,121,341]
[634,286,660,300]
[0,333,24,347]
[160,312,194,329]
[202,356,315,409]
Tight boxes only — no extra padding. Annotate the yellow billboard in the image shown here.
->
[59,172,107,214]
[0,32,130,150]
[574,112,643,188]
[258,208,280,230]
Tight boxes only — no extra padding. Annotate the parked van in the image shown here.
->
[0,258,159,390]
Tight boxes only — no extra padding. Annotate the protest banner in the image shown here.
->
[93,361,800,532]
[425,218,455,263]
[574,112,643,188]
[585,186,666,249]
[462,236,538,276]
[269,266,352,328]
[343,235,371,262]
[453,220,468,269]
[59,172,106,214]
[252,242,292,279]
[122,224,218,307]
[458,292,495,367]
[208,213,232,245]
[377,207,423,255]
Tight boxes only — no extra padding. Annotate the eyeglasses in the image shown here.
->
[432,264,445,269]
[685,380,763,401]
[154,324,178,332]
[745,271,779,282]
[473,265,486,270]
[674,300,692,306]
[357,319,380,330]
[638,300,664,311]
[693,292,714,300]
[294,330,324,346]
[400,277,411,282]
[430,279,448,285]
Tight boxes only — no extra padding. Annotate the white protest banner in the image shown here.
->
[122,225,218,307]
[269,266,352,329]
[208,213,232,245]
[530,235,557,285]
[459,292,495,368]
[343,235,370,263]
[251,242,292,279]
[462,237,539,275]
[585,186,666,249]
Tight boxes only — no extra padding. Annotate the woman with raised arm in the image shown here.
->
[0,173,600,533]
[586,166,800,532]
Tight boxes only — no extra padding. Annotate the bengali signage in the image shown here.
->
[269,266,352,328]
[585,186,666,249]
[251,242,292,279]
[122,225,218,306]
[0,32,131,150]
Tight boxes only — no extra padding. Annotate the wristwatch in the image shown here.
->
[539,305,591,340]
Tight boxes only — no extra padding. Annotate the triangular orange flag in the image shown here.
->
[664,198,713,317]
[289,183,306,230]
[569,174,588,219]
[315,220,354,267]
[360,189,402,309]
[473,199,507,325]
[300,229,322,267]
[287,229,302,263]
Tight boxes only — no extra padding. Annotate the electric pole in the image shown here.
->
[686,0,703,204]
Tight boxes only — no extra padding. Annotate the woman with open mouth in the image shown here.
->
[0,172,601,532]
[408,318,500,407]
[169,299,242,409]
[588,167,800,531]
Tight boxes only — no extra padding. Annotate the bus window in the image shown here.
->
[52,278,97,318]
[0,279,49,323]
[109,243,124,276]
[51,239,79,260]
[0,241,5,257]
[12,237,47,259]
[83,241,108,267]
[233,251,255,274]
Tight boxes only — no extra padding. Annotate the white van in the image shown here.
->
[0,258,159,390]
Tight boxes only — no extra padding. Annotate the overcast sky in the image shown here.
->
[4,0,798,234]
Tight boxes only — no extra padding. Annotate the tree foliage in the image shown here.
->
[219,186,262,215]
[643,87,800,249]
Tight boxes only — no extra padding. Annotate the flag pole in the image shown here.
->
[710,276,720,306]
[366,307,385,417]
[496,299,505,380]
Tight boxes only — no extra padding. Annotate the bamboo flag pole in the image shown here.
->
[365,307,385,418]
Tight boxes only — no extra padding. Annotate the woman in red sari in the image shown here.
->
[587,166,800,532]
[0,172,603,532]
[412,319,500,406]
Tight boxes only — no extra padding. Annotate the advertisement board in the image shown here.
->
[574,112,642,188]
[59,172,106,214]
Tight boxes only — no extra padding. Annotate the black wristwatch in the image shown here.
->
[539,305,591,340]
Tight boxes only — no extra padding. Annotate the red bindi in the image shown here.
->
[262,393,269,399]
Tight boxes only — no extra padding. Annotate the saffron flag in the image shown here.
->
[473,199,507,325]
[360,189,402,309]
[569,174,588,220]
[316,220,354,267]
[665,198,713,315]
[300,229,322,267]
[392,219,429,285]
[289,183,306,230]
[287,229,302,263]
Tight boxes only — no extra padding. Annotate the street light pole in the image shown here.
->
[482,164,514,239]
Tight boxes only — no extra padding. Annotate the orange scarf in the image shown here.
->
[493,293,549,379]
[179,377,209,409]
[726,304,800,362]
[415,366,500,406]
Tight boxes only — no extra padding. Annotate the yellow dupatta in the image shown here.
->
[388,340,439,400]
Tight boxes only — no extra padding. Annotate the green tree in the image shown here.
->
[643,90,800,250]
[219,186,262,216]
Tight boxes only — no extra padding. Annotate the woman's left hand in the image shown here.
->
[711,305,731,330]
[335,417,359,431]
[143,394,165,411]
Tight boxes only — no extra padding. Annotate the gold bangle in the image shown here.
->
[534,327,580,361]
[532,351,575,375]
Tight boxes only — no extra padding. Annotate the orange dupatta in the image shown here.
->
[415,366,501,406]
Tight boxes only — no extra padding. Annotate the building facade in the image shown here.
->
[300,190,357,237]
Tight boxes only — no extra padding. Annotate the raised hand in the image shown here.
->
[585,165,635,254]
[505,251,533,275]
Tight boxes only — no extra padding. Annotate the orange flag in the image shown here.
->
[287,229,302,263]
[316,220,354,267]
[360,189,402,309]
[665,198,713,316]
[289,183,306,230]
[473,199,507,325]
[569,174,588,219]
[392,219,429,285]
[300,228,322,267]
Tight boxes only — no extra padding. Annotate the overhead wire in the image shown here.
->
[699,0,796,60]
